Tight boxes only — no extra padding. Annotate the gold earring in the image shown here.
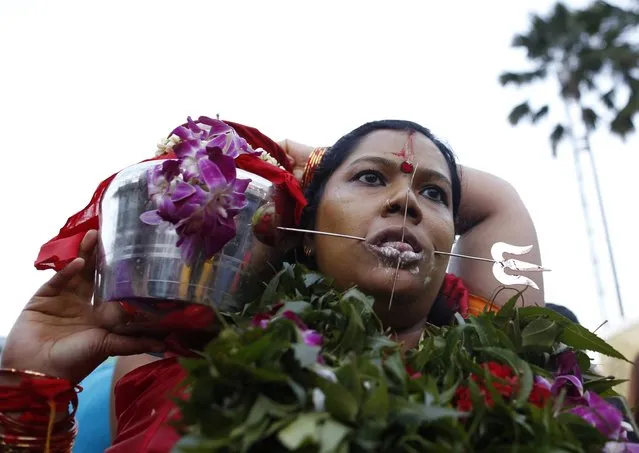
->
[304,245,313,257]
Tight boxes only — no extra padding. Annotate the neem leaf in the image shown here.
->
[293,343,322,368]
[560,323,628,361]
[495,291,524,320]
[576,350,592,372]
[334,301,367,354]
[519,307,628,361]
[303,271,325,288]
[583,377,627,394]
[521,317,560,349]
[318,419,351,453]
[277,413,325,449]
[361,379,389,419]
[394,401,460,424]
[260,267,285,305]
[317,378,359,423]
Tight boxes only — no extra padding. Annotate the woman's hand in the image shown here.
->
[0,230,165,384]
[278,139,315,182]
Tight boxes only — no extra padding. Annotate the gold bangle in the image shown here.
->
[301,147,327,191]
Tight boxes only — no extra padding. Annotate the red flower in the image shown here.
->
[528,382,552,408]
[455,362,518,411]
[455,386,474,412]
[454,362,554,412]
[405,364,423,380]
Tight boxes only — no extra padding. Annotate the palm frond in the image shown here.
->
[508,102,532,125]
[549,124,566,158]
[499,69,547,87]
[532,105,550,124]
[581,107,599,131]
[601,89,616,109]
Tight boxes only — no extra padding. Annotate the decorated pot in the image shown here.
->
[93,159,278,343]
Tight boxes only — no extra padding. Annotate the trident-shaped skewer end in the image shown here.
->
[491,242,548,290]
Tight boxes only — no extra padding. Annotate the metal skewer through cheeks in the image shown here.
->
[276,227,550,290]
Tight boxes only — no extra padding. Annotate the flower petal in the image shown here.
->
[233,177,251,194]
[228,193,248,211]
[161,160,181,180]
[534,375,552,391]
[211,154,237,183]
[186,116,203,134]
[196,116,232,135]
[556,351,582,379]
[171,125,195,141]
[281,311,308,330]
[571,391,624,438]
[303,330,323,347]
[198,158,227,188]
[202,223,235,257]
[207,134,229,154]
[176,235,200,263]
[171,181,196,202]
[551,374,584,400]
[139,210,164,225]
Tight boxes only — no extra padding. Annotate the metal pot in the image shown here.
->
[93,160,278,344]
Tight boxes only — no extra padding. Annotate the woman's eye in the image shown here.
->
[356,171,384,186]
[421,186,447,204]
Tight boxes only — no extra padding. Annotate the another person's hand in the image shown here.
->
[0,230,165,384]
[278,139,314,182]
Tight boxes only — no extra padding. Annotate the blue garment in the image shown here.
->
[73,358,115,453]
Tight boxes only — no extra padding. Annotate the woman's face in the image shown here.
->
[312,130,455,330]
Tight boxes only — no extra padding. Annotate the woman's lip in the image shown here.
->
[365,242,424,265]
[366,227,423,253]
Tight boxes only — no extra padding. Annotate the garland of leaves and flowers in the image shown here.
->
[171,264,639,453]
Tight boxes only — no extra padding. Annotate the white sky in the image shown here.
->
[0,0,637,338]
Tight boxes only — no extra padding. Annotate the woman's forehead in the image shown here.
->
[346,129,450,176]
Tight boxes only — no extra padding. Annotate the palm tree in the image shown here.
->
[500,1,639,319]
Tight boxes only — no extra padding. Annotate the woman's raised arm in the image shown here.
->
[450,166,545,307]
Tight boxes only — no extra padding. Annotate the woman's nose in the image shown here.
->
[382,188,422,224]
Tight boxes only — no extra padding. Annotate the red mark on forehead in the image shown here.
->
[393,131,415,174]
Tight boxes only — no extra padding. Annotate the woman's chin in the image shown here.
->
[357,266,430,299]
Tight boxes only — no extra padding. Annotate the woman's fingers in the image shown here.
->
[34,257,86,298]
[101,333,166,358]
[76,230,98,299]
[32,230,99,301]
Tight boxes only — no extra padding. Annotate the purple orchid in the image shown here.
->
[556,350,582,378]
[140,160,195,225]
[140,117,255,263]
[604,441,639,452]
[251,313,272,329]
[551,351,586,403]
[570,391,624,440]
[302,329,323,347]
[252,310,324,348]
[171,116,257,182]
[550,351,638,447]
[170,156,250,261]
[534,375,552,391]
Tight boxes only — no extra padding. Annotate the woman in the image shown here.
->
[1,120,544,451]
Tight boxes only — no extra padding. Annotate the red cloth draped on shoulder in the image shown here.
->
[106,273,472,452]
[34,119,305,271]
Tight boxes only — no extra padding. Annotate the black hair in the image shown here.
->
[545,303,580,325]
[298,120,462,326]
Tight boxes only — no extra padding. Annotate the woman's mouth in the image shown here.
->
[365,241,424,266]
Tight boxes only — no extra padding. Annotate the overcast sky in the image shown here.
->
[1,0,637,337]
